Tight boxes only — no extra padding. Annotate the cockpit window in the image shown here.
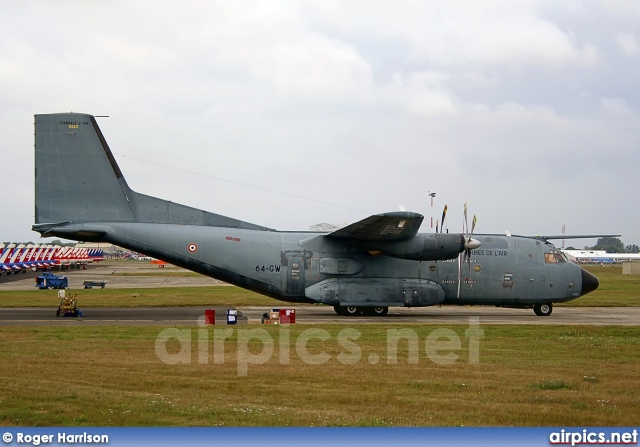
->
[555,252,567,263]
[545,251,567,264]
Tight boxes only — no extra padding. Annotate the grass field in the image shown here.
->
[0,286,284,308]
[0,324,638,426]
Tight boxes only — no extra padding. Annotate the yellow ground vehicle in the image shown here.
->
[56,293,82,317]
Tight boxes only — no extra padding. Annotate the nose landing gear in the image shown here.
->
[533,303,553,316]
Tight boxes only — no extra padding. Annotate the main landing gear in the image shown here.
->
[533,303,553,317]
[333,306,389,316]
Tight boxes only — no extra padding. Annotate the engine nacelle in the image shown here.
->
[363,233,464,261]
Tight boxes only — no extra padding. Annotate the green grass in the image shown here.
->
[531,380,572,390]
[0,324,638,426]
[559,265,640,307]
[0,286,283,308]
[108,271,205,277]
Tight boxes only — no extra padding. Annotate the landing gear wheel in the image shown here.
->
[371,306,388,316]
[533,303,553,316]
[333,306,362,317]
[344,306,360,316]
[333,306,361,316]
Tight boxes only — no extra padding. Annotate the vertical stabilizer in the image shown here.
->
[35,113,135,225]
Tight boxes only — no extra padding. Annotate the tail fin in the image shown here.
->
[34,113,271,234]
[35,113,136,225]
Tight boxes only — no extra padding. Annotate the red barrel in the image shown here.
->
[204,309,215,325]
[279,308,296,324]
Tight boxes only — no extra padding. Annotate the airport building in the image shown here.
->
[563,249,640,264]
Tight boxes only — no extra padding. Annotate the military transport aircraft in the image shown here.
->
[33,113,614,317]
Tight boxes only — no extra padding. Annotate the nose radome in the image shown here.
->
[580,268,599,296]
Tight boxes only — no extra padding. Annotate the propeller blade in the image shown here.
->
[457,252,462,299]
[463,203,468,237]
[441,205,448,234]
[466,211,479,286]
[460,204,480,294]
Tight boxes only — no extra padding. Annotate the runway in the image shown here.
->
[0,305,638,326]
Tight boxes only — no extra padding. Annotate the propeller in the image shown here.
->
[440,204,448,233]
[457,203,481,298]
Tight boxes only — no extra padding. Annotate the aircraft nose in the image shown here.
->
[580,268,599,296]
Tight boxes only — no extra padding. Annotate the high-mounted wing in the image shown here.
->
[515,234,621,241]
[326,212,424,242]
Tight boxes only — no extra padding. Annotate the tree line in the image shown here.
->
[567,237,640,254]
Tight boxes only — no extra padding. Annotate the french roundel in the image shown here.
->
[188,243,198,253]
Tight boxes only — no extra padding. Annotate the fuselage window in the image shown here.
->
[544,253,557,264]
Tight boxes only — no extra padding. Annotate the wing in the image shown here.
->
[521,234,621,241]
[326,212,424,242]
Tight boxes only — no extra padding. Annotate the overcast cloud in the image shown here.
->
[1,1,639,248]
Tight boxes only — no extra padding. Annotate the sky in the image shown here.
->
[1,1,639,248]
